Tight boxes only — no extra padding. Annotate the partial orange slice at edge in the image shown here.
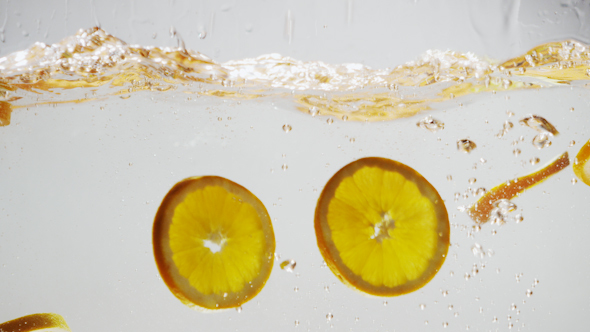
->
[0,313,71,332]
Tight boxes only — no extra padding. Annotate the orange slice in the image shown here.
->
[0,313,71,332]
[153,176,275,310]
[315,157,450,296]
[573,140,590,186]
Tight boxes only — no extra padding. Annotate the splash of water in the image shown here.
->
[0,27,589,126]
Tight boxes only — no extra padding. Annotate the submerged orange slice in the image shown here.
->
[315,157,449,296]
[153,176,275,310]
[0,313,71,332]
[573,140,590,186]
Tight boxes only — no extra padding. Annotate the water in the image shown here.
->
[1,27,590,332]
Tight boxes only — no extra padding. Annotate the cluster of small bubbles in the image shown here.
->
[447,175,453,181]
[280,259,296,272]
[471,243,485,259]
[282,124,292,132]
[490,199,517,224]
[326,118,333,124]
[526,289,533,297]
[416,116,445,133]
[572,178,578,185]
[282,164,288,171]
[532,132,553,149]
[326,313,333,321]
[530,157,540,165]
[468,177,477,184]
[457,139,477,153]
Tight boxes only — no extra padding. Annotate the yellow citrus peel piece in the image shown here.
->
[0,313,71,332]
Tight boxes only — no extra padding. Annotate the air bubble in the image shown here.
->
[468,178,477,184]
[447,175,453,181]
[326,313,333,321]
[280,259,296,272]
[530,157,540,165]
[471,243,485,259]
[309,106,319,116]
[326,118,334,124]
[282,124,292,132]
[513,148,521,156]
[282,164,288,171]
[416,116,445,133]
[532,133,552,149]
[526,289,533,297]
[457,139,477,153]
[420,303,426,310]
[570,140,576,147]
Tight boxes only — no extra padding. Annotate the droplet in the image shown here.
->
[326,313,333,321]
[282,164,288,171]
[309,106,319,117]
[532,132,552,149]
[468,178,477,185]
[416,116,445,133]
[282,124,292,132]
[475,187,487,196]
[457,139,477,153]
[280,259,296,272]
[519,115,559,135]
[526,289,533,297]
[420,303,426,310]
[530,157,540,165]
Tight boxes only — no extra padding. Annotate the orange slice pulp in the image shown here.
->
[153,176,275,310]
[315,157,450,296]
[573,140,590,186]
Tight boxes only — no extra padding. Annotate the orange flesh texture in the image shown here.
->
[468,151,570,224]
[153,176,275,310]
[315,157,450,296]
[573,140,590,186]
[0,313,71,332]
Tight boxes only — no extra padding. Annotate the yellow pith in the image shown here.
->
[326,166,438,288]
[169,185,266,296]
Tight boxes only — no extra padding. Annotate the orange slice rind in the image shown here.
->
[315,157,450,296]
[0,313,71,332]
[573,140,590,186]
[153,176,275,311]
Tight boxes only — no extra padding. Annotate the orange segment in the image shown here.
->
[315,157,450,296]
[0,313,71,332]
[573,140,590,186]
[153,176,275,310]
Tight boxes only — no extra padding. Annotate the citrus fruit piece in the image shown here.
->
[314,157,450,296]
[573,140,590,186]
[0,313,71,332]
[468,151,570,224]
[153,176,275,310]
